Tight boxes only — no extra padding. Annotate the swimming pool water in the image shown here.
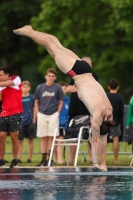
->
[0,167,133,200]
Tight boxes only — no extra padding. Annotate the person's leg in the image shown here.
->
[54,145,58,163]
[91,113,103,169]
[87,142,92,163]
[13,25,79,74]
[113,136,119,163]
[47,136,53,159]
[8,114,22,168]
[47,112,59,163]
[17,140,23,160]
[37,31,80,60]
[68,146,77,164]
[36,112,49,165]
[28,139,34,160]
[56,136,64,164]
[17,126,25,162]
[24,125,34,162]
[10,131,19,159]
[99,134,108,171]
[0,132,7,160]
[36,136,48,166]
[41,136,48,154]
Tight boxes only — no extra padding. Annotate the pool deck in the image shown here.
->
[1,166,132,169]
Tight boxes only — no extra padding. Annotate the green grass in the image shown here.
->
[4,136,133,167]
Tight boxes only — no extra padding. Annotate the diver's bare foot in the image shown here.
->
[13,25,33,36]
[100,164,107,172]
[93,163,102,170]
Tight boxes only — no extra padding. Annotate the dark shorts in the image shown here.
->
[18,124,37,140]
[0,113,22,133]
[100,121,115,136]
[67,60,92,77]
[110,124,121,137]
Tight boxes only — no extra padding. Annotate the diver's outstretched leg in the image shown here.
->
[13,25,80,73]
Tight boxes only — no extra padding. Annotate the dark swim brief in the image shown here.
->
[100,121,115,135]
[67,60,92,77]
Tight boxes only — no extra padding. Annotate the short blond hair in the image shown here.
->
[22,80,31,86]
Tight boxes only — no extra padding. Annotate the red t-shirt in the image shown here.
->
[0,75,23,116]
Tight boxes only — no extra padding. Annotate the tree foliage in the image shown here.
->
[0,0,133,101]
[31,0,133,102]
[0,0,44,90]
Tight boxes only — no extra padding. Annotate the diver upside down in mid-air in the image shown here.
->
[13,25,114,171]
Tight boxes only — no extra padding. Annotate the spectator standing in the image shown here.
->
[107,79,124,163]
[0,67,23,168]
[34,68,64,166]
[54,82,70,164]
[17,80,36,164]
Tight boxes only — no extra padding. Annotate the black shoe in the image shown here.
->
[10,159,18,169]
[4,159,8,163]
[27,159,31,163]
[0,159,5,167]
[17,159,22,163]
[36,159,47,166]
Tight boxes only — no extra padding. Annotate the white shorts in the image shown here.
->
[37,112,59,137]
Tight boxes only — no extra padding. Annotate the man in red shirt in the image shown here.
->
[0,67,23,168]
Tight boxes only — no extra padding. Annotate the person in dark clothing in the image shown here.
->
[17,81,36,164]
[107,79,124,163]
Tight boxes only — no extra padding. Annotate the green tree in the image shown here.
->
[31,0,133,102]
[0,0,44,91]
